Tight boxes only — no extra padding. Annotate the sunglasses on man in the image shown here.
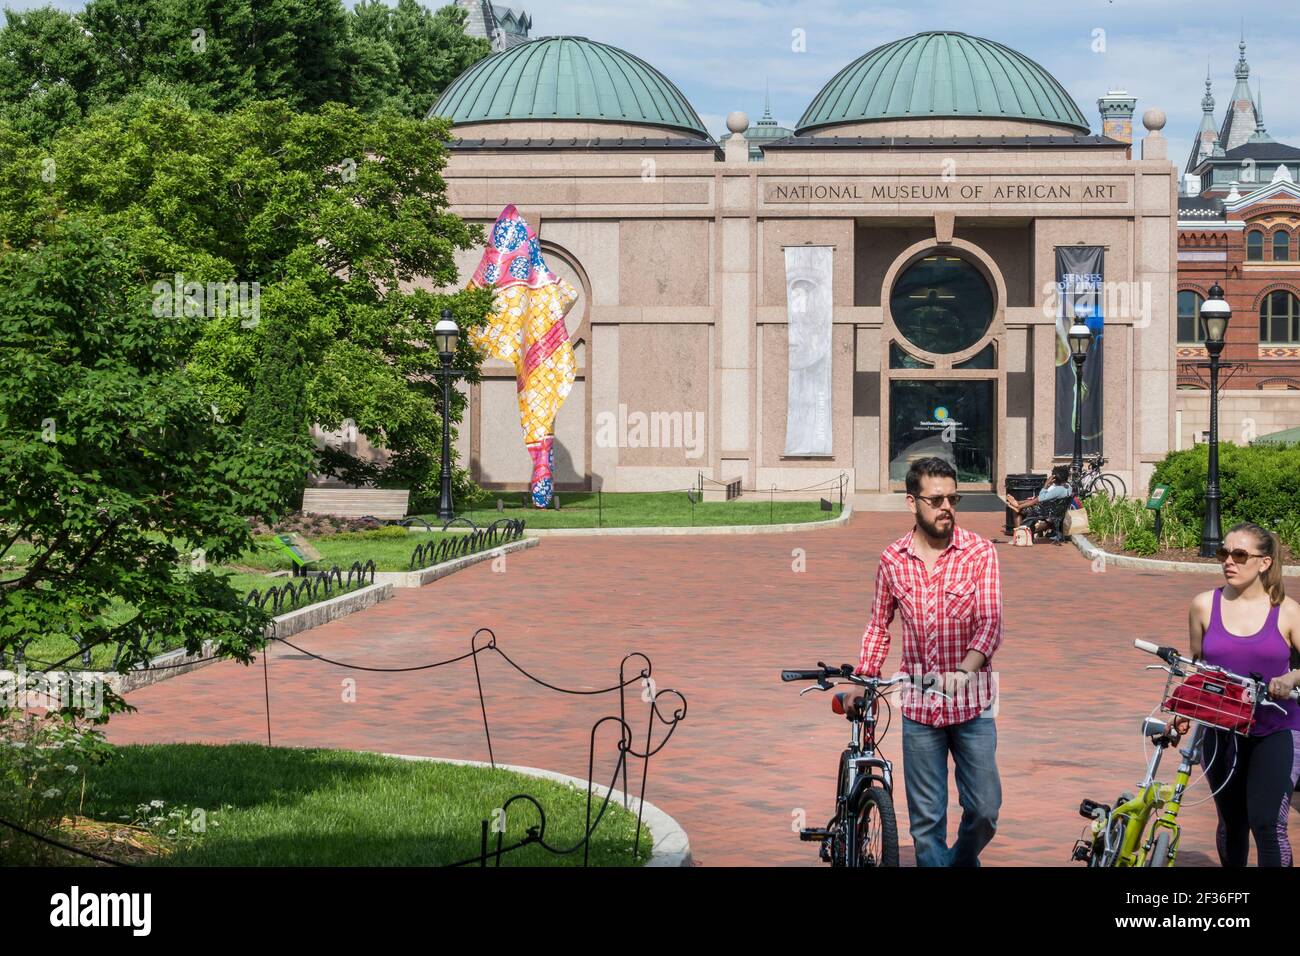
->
[1215,547,1265,564]
[911,493,963,508]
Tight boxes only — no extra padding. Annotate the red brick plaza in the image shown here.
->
[106,512,1296,866]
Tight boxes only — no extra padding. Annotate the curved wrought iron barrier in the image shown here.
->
[408,518,527,570]
[242,560,377,616]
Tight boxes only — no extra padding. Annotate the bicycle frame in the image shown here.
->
[1090,721,1202,867]
[782,664,926,867]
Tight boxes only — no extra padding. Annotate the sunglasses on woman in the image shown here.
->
[1215,547,1264,564]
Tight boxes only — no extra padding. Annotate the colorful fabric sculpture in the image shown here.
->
[467,205,577,508]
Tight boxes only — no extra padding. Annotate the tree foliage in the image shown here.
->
[1,88,490,506]
[0,0,490,141]
[0,221,301,674]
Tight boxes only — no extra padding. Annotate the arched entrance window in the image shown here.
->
[889,254,994,353]
[885,251,1000,490]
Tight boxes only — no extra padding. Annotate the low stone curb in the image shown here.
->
[108,581,394,695]
[1071,533,1300,576]
[520,501,853,537]
[383,753,692,867]
[373,536,538,588]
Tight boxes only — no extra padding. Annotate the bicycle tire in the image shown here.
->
[855,785,900,867]
[1144,828,1173,867]
[1103,472,1127,498]
[831,752,853,867]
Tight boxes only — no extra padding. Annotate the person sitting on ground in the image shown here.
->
[1006,465,1072,535]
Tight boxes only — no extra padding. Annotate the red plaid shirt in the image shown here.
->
[858,523,1003,727]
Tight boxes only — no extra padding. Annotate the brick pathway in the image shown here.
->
[105,512,1297,866]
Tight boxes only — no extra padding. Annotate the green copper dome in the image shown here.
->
[430,36,709,138]
[797,32,1090,134]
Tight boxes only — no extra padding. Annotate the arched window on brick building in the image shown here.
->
[1260,290,1300,343]
[1273,230,1292,262]
[1177,290,1205,344]
[1247,230,1265,261]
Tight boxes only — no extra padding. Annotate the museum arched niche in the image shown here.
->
[886,252,999,489]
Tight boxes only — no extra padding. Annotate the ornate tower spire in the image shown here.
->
[1221,33,1260,150]
[1249,83,1274,143]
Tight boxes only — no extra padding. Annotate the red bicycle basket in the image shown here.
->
[1164,672,1255,734]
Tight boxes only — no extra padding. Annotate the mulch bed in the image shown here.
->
[1096,536,1300,566]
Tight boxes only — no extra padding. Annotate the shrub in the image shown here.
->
[1124,527,1159,556]
[1150,443,1300,537]
[0,714,114,864]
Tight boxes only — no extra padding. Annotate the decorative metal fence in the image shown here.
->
[408,518,526,570]
[243,560,377,616]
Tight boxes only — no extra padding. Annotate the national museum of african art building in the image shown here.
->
[426,29,1183,502]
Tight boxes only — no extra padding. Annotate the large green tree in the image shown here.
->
[0,88,491,506]
[0,221,305,673]
[0,0,490,141]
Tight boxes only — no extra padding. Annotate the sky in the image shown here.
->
[6,0,1298,166]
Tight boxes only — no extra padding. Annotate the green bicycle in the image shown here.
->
[1072,639,1300,867]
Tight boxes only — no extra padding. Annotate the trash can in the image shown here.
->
[1004,473,1047,535]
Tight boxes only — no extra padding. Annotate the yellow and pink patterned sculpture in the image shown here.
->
[467,205,577,508]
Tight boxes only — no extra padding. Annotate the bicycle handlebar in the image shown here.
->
[780,662,949,695]
[1133,639,1300,703]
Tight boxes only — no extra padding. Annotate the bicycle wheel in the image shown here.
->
[830,753,853,867]
[1144,828,1173,867]
[1103,472,1127,498]
[854,786,900,867]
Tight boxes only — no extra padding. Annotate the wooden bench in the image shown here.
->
[301,488,410,520]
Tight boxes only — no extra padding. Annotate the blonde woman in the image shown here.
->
[1188,522,1300,866]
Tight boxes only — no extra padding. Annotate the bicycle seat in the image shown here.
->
[832,692,867,718]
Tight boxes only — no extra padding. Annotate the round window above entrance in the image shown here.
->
[889,254,994,355]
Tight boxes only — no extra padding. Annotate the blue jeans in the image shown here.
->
[901,715,1001,867]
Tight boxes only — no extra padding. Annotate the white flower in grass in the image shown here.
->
[65,764,78,774]
[42,787,61,799]
[149,799,164,808]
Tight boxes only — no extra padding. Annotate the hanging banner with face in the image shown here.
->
[784,246,834,456]
[1054,246,1105,459]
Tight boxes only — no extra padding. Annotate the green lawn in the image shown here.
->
[234,529,462,573]
[4,529,503,669]
[77,744,650,866]
[422,490,838,529]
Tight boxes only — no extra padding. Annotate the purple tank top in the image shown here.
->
[1201,588,1300,736]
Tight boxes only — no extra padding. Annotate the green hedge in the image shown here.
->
[1148,443,1300,551]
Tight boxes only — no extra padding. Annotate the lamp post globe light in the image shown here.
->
[435,309,461,522]
[1067,303,1094,494]
[1199,282,1231,557]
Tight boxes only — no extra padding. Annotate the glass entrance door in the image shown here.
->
[888,380,995,487]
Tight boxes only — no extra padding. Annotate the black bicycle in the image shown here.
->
[781,663,945,867]
[1079,453,1127,500]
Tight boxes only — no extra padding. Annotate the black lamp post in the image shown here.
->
[1199,282,1231,557]
[1067,308,1094,493]
[434,309,461,521]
